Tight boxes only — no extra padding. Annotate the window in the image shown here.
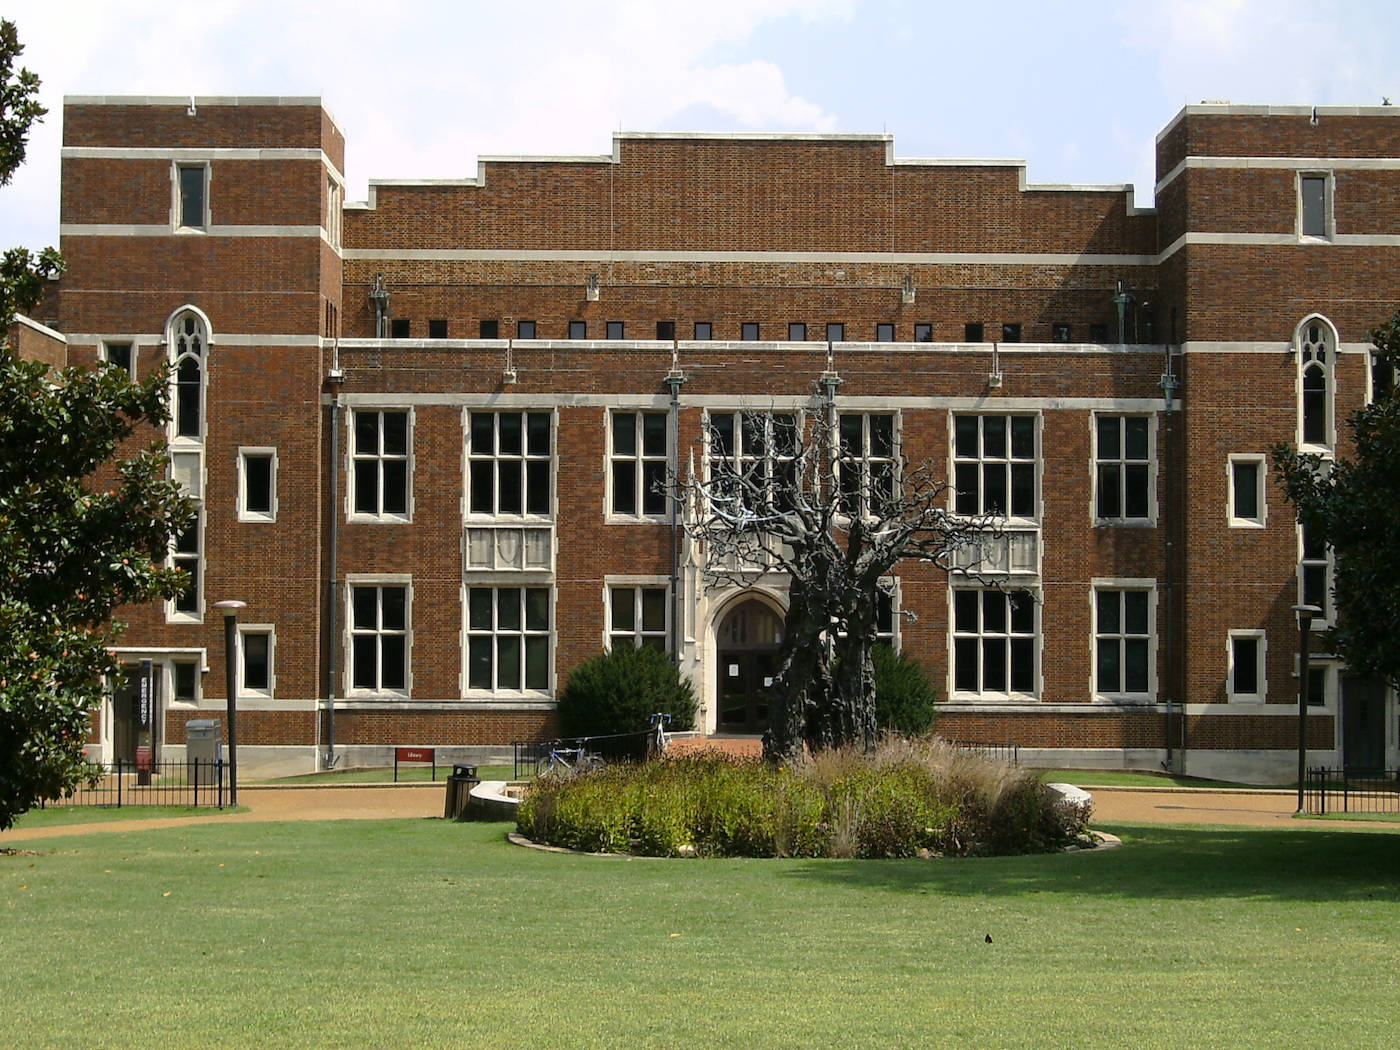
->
[837,413,896,517]
[326,176,342,249]
[952,588,1037,695]
[350,583,409,693]
[876,323,895,342]
[1094,587,1154,698]
[1306,664,1331,708]
[656,321,675,340]
[238,448,277,522]
[707,411,797,515]
[609,585,668,650]
[517,320,536,340]
[103,342,135,378]
[466,526,552,571]
[694,322,712,340]
[1300,521,1333,620]
[1052,323,1071,343]
[239,627,274,696]
[569,321,587,339]
[1298,318,1335,448]
[1299,173,1331,240]
[610,411,668,518]
[480,319,499,339]
[1001,323,1021,343]
[741,322,760,341]
[606,321,624,340]
[964,323,984,343]
[1089,323,1108,342]
[352,410,411,519]
[1095,415,1152,522]
[836,583,899,648]
[170,511,202,618]
[171,660,199,705]
[1372,349,1396,402]
[390,318,410,339]
[467,586,550,692]
[953,415,1037,519]
[176,164,207,229]
[428,319,448,339]
[1228,631,1266,701]
[788,322,807,341]
[467,411,552,517]
[1228,454,1265,527]
[170,312,206,441]
[826,323,845,342]
[914,323,933,343]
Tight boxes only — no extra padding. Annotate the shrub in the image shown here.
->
[872,644,937,736]
[556,644,698,737]
[518,739,1090,859]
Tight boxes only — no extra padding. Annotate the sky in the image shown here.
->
[4,0,1397,250]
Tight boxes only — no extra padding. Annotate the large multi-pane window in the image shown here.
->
[1094,587,1153,697]
[1094,415,1151,521]
[952,588,1036,695]
[837,413,896,517]
[170,312,206,441]
[953,415,1036,518]
[467,586,550,691]
[352,410,410,518]
[467,411,552,516]
[608,585,668,650]
[350,583,408,693]
[707,411,797,515]
[170,511,202,617]
[1300,521,1333,620]
[610,411,668,518]
[1298,318,1334,449]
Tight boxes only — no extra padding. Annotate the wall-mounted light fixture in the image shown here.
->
[586,274,600,301]
[901,275,916,305]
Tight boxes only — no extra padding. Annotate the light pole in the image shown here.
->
[214,600,246,805]
[1292,604,1322,813]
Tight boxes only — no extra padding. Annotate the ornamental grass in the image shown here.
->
[517,736,1090,858]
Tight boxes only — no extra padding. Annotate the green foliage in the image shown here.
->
[1274,310,1400,689]
[518,738,1089,858]
[872,643,937,735]
[0,357,195,829]
[555,644,698,737]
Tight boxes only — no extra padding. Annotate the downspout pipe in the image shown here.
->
[324,360,345,768]
[664,360,686,665]
[1160,347,1181,772]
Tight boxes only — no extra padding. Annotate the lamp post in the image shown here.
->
[214,600,246,805]
[1292,604,1322,813]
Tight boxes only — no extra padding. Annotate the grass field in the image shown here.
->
[4,817,1399,1048]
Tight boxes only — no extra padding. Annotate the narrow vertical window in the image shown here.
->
[239,449,277,522]
[1229,632,1265,700]
[177,164,207,229]
[1095,415,1152,522]
[1094,588,1153,697]
[837,413,896,517]
[1298,318,1334,448]
[1300,174,1330,239]
[1228,455,1264,526]
[240,628,274,696]
[171,511,202,616]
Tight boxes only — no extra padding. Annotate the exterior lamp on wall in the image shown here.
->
[1292,603,1322,813]
[901,275,916,305]
[213,599,247,805]
[585,274,600,301]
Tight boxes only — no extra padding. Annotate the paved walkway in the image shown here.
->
[4,772,1397,843]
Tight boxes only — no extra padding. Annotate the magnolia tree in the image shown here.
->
[681,404,998,758]
[0,20,193,828]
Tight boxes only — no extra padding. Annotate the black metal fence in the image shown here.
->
[512,730,654,779]
[947,740,1020,766]
[1304,767,1400,815]
[39,759,226,810]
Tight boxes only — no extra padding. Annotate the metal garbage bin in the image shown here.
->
[186,720,222,791]
[444,764,481,821]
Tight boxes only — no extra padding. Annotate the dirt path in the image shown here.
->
[4,780,1396,844]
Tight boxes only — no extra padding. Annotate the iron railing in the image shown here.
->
[512,730,654,779]
[1304,767,1400,815]
[39,759,226,810]
[946,740,1020,766]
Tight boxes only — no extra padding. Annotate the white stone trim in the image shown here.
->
[11,313,66,341]
[341,246,1156,266]
[1159,230,1400,263]
[1155,154,1400,196]
[62,223,328,239]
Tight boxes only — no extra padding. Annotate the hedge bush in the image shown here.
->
[872,644,937,736]
[556,644,698,737]
[517,737,1091,858]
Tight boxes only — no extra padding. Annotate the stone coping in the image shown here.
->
[506,829,1122,857]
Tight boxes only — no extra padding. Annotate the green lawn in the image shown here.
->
[10,804,247,829]
[4,818,1399,1048]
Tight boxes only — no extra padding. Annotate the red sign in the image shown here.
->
[136,745,153,772]
[396,747,434,763]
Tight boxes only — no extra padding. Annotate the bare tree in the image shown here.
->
[681,404,999,758]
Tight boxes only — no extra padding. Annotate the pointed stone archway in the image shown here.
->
[714,598,785,733]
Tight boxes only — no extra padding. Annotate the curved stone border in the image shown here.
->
[507,829,1122,857]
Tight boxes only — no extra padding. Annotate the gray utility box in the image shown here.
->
[186,719,222,767]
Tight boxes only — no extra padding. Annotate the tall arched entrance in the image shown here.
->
[715,598,784,733]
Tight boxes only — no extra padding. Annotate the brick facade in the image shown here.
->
[44,97,1400,781]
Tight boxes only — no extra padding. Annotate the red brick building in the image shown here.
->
[35,95,1400,781]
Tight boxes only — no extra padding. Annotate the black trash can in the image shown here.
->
[444,765,481,821]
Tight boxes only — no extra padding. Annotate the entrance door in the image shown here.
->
[111,679,140,764]
[1342,674,1387,773]
[715,599,784,733]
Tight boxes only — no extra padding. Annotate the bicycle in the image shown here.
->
[534,741,604,778]
[648,712,673,759]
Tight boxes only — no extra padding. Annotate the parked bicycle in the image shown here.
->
[535,741,604,778]
[648,712,672,758]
